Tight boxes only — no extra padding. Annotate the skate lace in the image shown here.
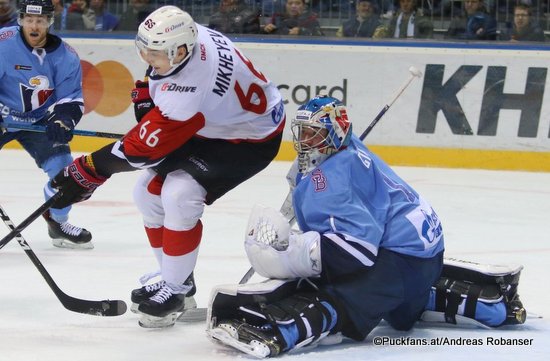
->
[60,222,83,236]
[138,270,165,292]
[150,285,174,304]
[139,270,161,285]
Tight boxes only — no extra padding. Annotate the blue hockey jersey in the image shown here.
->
[0,26,83,129]
[293,135,444,274]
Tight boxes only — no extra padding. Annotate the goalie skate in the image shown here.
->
[209,320,282,358]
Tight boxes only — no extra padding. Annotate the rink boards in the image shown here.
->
[5,36,549,171]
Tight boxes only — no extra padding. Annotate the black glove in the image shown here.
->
[46,112,75,143]
[50,155,108,209]
[131,80,155,123]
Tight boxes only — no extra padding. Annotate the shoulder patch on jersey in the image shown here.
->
[310,169,327,192]
[199,42,207,61]
[0,29,16,42]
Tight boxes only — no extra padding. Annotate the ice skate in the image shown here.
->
[131,272,197,314]
[43,211,93,249]
[137,283,191,328]
[209,319,284,358]
[130,280,165,313]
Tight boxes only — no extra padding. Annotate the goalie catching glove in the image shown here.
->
[244,205,322,279]
[50,155,108,209]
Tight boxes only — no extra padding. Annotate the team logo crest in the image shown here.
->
[310,169,327,192]
[20,76,54,112]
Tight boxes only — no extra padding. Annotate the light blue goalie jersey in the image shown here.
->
[0,26,83,128]
[293,135,444,268]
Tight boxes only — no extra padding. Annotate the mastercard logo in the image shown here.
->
[81,60,135,116]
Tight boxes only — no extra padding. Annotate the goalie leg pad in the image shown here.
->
[424,258,526,328]
[239,291,338,351]
[208,279,339,355]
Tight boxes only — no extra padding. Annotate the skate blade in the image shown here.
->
[52,238,94,250]
[130,303,139,314]
[138,311,182,328]
[208,327,270,359]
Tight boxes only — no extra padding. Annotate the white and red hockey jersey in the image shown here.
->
[116,24,285,168]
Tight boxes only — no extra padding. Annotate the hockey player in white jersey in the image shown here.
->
[207,95,446,356]
[0,0,92,249]
[49,6,285,328]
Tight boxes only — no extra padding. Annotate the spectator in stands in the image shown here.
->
[51,0,69,31]
[336,0,380,37]
[446,0,497,40]
[208,0,261,34]
[52,0,87,31]
[502,3,546,42]
[261,0,284,17]
[118,0,154,31]
[0,0,17,28]
[374,0,433,39]
[66,0,94,30]
[89,0,119,31]
[262,0,324,36]
[379,0,397,19]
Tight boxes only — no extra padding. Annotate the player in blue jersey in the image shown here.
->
[208,95,445,357]
[0,0,92,249]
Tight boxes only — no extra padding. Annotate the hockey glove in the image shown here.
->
[131,80,155,123]
[46,111,76,143]
[50,155,108,209]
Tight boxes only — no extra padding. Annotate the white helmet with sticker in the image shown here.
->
[135,6,198,66]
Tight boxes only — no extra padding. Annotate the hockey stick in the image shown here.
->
[1,123,124,139]
[0,202,127,316]
[359,66,423,140]
[177,260,257,322]
[0,195,58,250]
[240,66,424,283]
[179,67,424,323]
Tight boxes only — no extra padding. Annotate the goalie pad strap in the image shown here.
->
[264,292,333,342]
[442,291,461,324]
[464,284,482,319]
[428,258,527,327]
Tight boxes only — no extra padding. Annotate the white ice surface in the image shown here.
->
[0,149,549,360]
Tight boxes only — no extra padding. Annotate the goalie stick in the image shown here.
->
[176,262,257,322]
[239,66,424,283]
[178,67,424,323]
[0,203,127,316]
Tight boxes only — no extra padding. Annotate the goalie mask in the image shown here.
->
[291,95,352,174]
[135,6,198,67]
